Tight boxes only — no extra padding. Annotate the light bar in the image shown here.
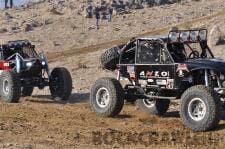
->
[180,31,189,42]
[190,30,199,42]
[168,32,179,42]
[168,29,207,43]
[199,30,207,41]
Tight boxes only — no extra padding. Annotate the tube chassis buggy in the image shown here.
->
[90,29,225,131]
[0,40,72,103]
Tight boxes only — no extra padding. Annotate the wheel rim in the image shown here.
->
[188,97,206,121]
[143,99,156,108]
[96,87,110,108]
[3,79,9,95]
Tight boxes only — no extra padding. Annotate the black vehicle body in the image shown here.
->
[0,40,49,88]
[91,29,225,131]
[116,29,225,100]
[0,40,72,102]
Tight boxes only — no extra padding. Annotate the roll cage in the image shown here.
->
[118,29,214,65]
[0,40,39,60]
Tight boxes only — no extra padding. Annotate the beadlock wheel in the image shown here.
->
[90,77,124,117]
[180,85,221,132]
[143,99,156,108]
[188,97,206,121]
[96,87,110,108]
[3,79,9,95]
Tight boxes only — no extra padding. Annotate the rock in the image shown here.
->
[53,41,60,46]
[19,20,26,27]
[78,63,88,69]
[88,25,95,30]
[71,25,78,30]
[24,24,33,32]
[0,28,7,33]
[50,8,64,15]
[30,20,43,27]
[44,19,54,25]
[11,26,19,31]
[4,12,13,20]
[3,143,13,148]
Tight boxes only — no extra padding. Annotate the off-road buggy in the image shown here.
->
[90,28,225,132]
[0,40,72,103]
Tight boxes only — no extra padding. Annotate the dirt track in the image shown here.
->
[1,46,225,148]
[1,97,225,148]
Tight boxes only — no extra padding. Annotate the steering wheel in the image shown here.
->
[189,50,200,58]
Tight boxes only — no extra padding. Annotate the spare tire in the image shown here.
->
[101,45,124,71]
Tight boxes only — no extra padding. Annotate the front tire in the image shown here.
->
[49,67,72,101]
[90,77,124,117]
[0,70,21,103]
[136,98,170,116]
[180,85,221,132]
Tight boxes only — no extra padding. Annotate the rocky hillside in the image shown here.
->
[0,0,224,55]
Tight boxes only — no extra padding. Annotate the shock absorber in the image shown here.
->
[204,69,209,86]
[15,54,21,73]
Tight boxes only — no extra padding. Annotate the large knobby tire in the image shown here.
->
[136,99,170,116]
[90,77,124,117]
[49,67,72,101]
[21,86,34,97]
[100,46,120,71]
[180,85,221,132]
[0,70,21,103]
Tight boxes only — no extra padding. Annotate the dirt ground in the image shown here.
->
[1,48,225,148]
[1,0,225,148]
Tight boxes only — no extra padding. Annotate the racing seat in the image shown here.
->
[167,43,186,62]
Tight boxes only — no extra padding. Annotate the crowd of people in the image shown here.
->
[85,0,178,29]
[85,1,114,29]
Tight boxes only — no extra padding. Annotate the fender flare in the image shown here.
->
[190,67,219,72]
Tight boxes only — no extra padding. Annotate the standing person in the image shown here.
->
[86,3,93,18]
[111,0,117,7]
[107,5,113,22]
[94,5,101,29]
[5,0,13,9]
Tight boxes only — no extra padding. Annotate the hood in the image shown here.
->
[184,58,225,73]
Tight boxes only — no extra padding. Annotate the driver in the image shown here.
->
[167,43,186,62]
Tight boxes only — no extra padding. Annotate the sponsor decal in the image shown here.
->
[156,79,167,85]
[176,64,189,77]
[127,66,135,80]
[166,79,174,89]
[140,71,170,78]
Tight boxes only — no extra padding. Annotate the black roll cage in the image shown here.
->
[118,34,214,66]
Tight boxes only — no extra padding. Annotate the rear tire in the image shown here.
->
[21,86,34,97]
[90,77,124,117]
[0,70,21,103]
[180,85,221,132]
[49,67,72,101]
[137,98,170,116]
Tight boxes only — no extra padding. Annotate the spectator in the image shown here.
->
[111,0,117,7]
[86,3,93,18]
[5,0,13,9]
[94,5,101,29]
[107,5,113,22]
